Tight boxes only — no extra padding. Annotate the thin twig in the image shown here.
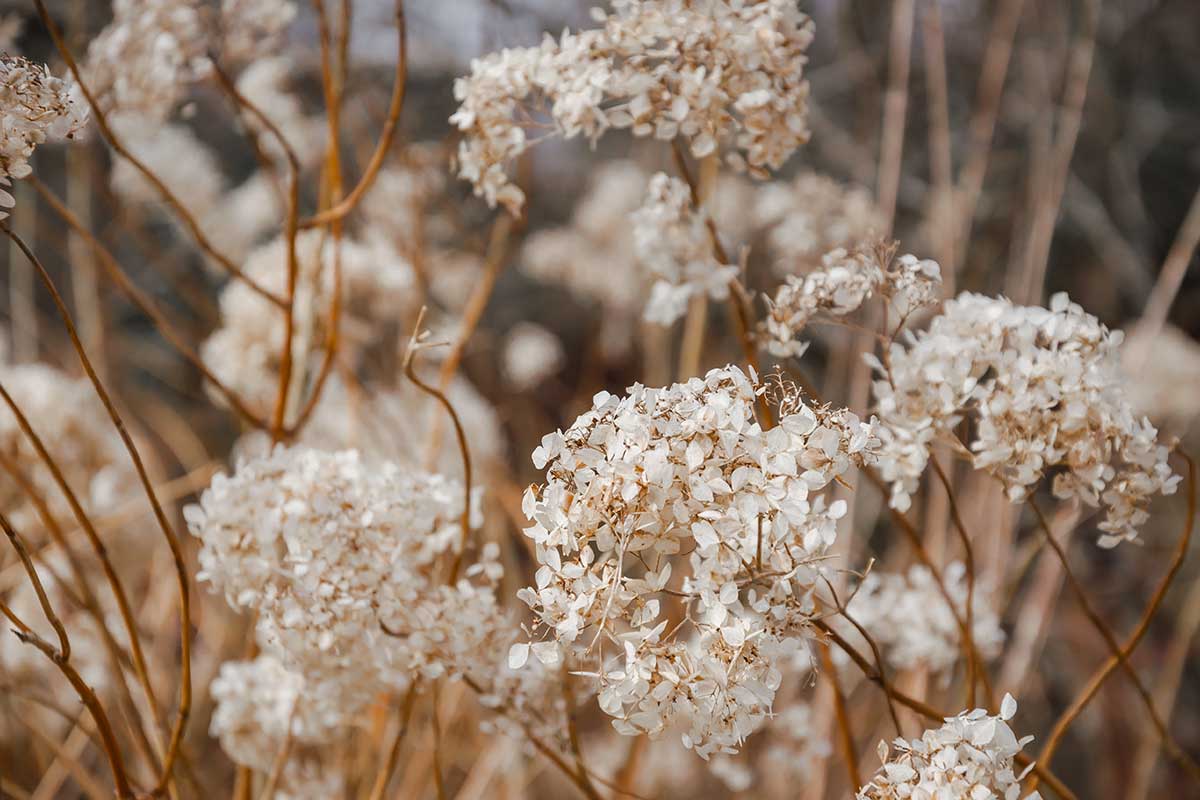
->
[1027,455,1200,789]
[299,0,407,229]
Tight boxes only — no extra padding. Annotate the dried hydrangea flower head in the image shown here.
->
[188,443,512,708]
[0,363,138,538]
[0,56,88,217]
[762,243,942,358]
[450,0,814,213]
[754,170,884,276]
[857,694,1041,800]
[518,365,877,757]
[84,0,210,126]
[871,292,1179,545]
[635,172,739,326]
[209,655,348,800]
[846,562,1005,677]
[200,229,415,419]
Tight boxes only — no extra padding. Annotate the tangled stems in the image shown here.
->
[28,176,271,430]
[1028,452,1200,791]
[298,0,408,230]
[0,512,134,799]
[2,227,193,797]
[32,0,285,310]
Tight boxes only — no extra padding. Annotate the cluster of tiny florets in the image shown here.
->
[0,56,88,217]
[450,0,814,212]
[517,365,876,757]
[209,655,347,800]
[763,244,942,358]
[200,230,414,418]
[846,562,1005,677]
[187,445,487,694]
[857,695,1041,800]
[83,0,210,125]
[871,292,1179,545]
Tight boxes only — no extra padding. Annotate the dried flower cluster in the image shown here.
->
[518,365,876,756]
[847,562,1005,676]
[0,55,88,217]
[187,445,495,700]
[635,172,739,325]
[763,244,942,357]
[84,0,210,125]
[201,230,413,418]
[857,695,1040,800]
[1,1,1194,797]
[451,0,814,212]
[209,655,346,800]
[871,292,1179,545]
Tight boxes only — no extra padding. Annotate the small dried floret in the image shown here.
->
[762,244,942,358]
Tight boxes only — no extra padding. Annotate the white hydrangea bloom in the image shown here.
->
[518,366,877,757]
[846,562,1005,676]
[0,363,138,537]
[84,0,210,125]
[0,56,88,217]
[754,170,884,276]
[762,245,942,358]
[635,173,739,326]
[857,695,1041,800]
[871,292,1179,545]
[503,322,565,390]
[450,0,814,212]
[187,445,484,689]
